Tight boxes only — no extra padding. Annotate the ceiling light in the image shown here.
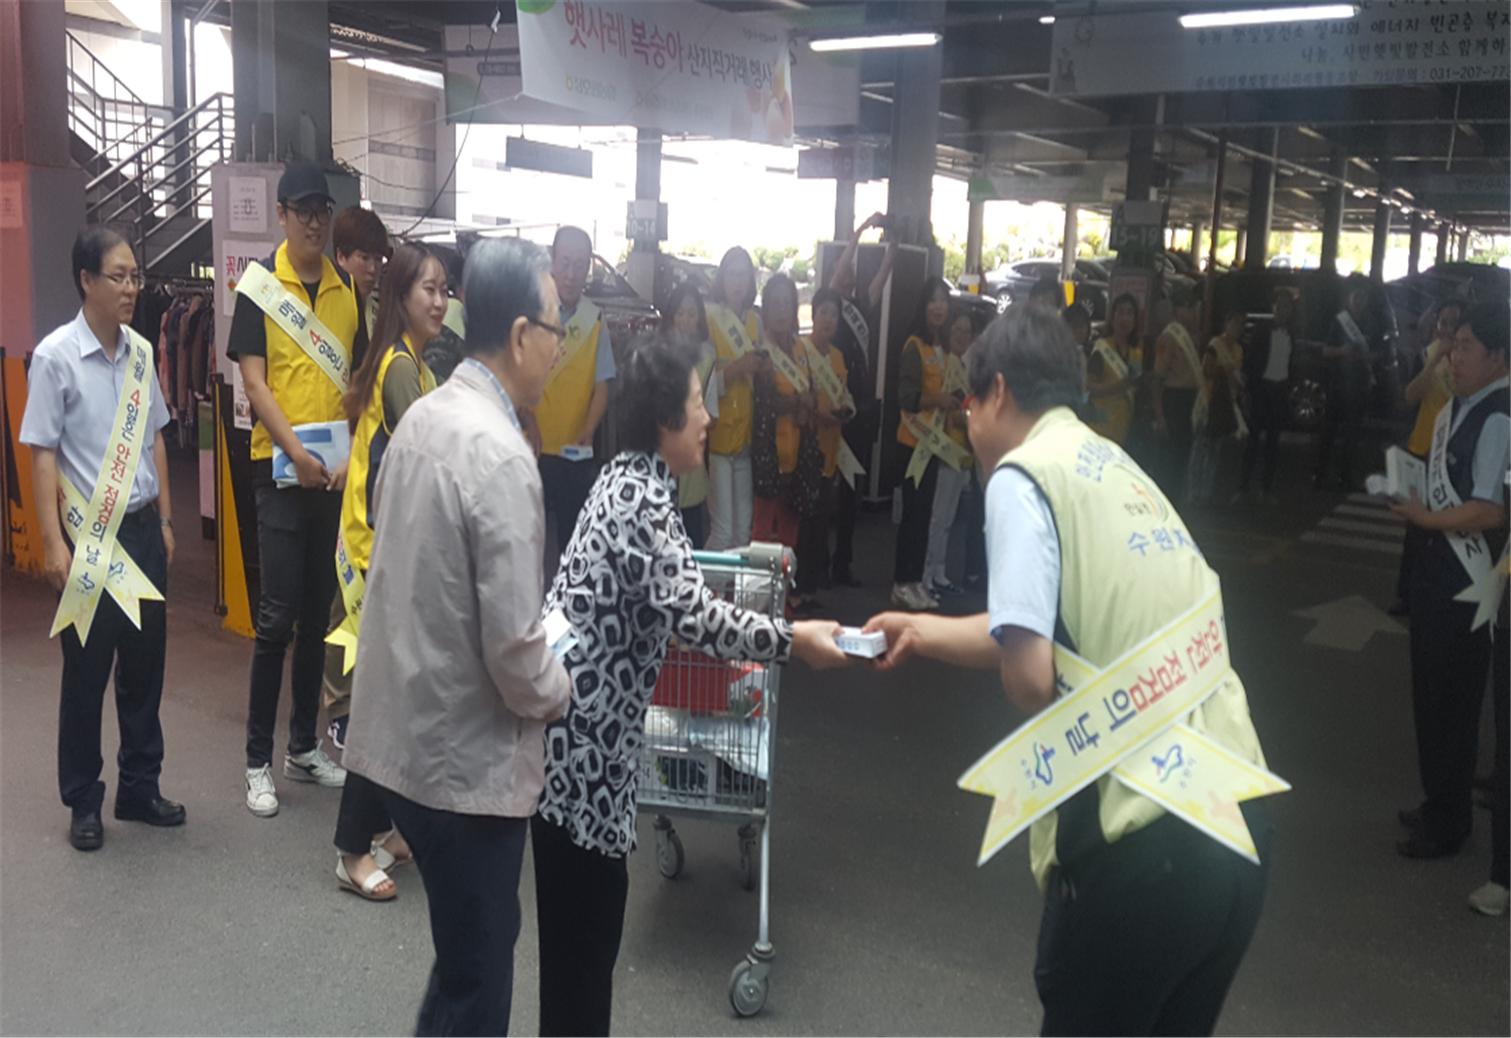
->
[809,31,942,52]
[1179,5,1357,29]
[1039,15,1055,25]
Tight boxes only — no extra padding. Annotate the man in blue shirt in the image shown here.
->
[20,227,185,851]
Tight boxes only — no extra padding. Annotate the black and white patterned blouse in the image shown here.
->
[538,451,794,857]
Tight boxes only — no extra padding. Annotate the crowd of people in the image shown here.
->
[17,159,1507,1037]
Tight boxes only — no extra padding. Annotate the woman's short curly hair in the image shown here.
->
[616,333,697,454]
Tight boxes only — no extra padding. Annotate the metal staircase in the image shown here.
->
[66,31,232,275]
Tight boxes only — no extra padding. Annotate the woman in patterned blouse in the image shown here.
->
[532,335,849,1036]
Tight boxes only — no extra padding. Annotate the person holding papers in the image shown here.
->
[228,163,367,817]
[865,303,1282,1036]
[1391,302,1509,861]
[21,227,184,851]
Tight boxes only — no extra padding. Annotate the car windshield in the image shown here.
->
[1076,260,1109,280]
[586,254,639,300]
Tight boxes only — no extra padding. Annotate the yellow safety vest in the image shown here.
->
[709,307,762,456]
[537,298,603,456]
[1407,337,1455,456]
[1000,407,1268,890]
[897,336,944,447]
[249,242,360,461]
[340,338,437,572]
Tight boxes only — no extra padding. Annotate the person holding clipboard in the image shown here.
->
[228,163,368,818]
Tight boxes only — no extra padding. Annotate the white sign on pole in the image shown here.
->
[513,0,795,145]
[1050,2,1509,97]
[228,176,269,234]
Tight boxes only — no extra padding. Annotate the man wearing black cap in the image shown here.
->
[228,163,368,817]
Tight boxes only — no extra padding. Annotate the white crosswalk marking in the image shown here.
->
[1301,494,1403,559]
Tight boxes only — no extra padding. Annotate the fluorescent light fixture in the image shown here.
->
[1039,15,1056,24]
[1179,4,1357,29]
[809,31,942,52]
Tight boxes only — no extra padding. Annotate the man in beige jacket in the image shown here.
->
[344,238,571,1036]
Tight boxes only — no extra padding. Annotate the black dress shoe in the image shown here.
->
[69,813,104,851]
[114,796,186,827]
[1398,805,1425,829]
[1396,830,1468,859]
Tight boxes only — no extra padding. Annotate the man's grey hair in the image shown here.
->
[461,238,550,358]
[967,303,1086,413]
[551,224,591,257]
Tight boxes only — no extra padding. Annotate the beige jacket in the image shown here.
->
[343,361,570,817]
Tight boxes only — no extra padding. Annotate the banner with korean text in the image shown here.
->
[514,0,795,145]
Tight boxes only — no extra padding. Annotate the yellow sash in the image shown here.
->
[324,533,365,675]
[236,262,351,393]
[958,578,1289,866]
[802,338,866,486]
[1164,321,1202,383]
[942,353,968,396]
[1428,397,1508,630]
[547,296,601,388]
[50,328,160,641]
[709,303,756,359]
[903,412,972,483]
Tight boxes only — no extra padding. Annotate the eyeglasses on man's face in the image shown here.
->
[101,270,145,290]
[527,315,568,343]
[283,202,335,227]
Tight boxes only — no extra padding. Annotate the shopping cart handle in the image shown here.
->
[693,542,793,573]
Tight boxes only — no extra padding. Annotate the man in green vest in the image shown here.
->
[866,303,1279,1036]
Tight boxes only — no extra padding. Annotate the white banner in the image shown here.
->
[1050,1,1509,97]
[514,0,795,145]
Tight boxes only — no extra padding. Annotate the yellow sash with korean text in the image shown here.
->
[904,412,972,483]
[547,296,601,390]
[802,338,866,487]
[324,533,365,675]
[235,261,350,393]
[709,302,756,360]
[958,576,1290,866]
[50,328,162,642]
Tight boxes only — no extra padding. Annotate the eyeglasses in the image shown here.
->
[101,271,145,290]
[527,316,568,343]
[283,202,334,227]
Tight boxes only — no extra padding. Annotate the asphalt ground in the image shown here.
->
[1,442,1506,1036]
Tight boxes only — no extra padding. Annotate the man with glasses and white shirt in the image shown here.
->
[228,163,369,816]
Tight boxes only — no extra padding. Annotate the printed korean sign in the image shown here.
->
[1050,0,1509,97]
[514,0,795,145]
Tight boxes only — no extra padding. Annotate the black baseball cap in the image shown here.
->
[277,163,333,205]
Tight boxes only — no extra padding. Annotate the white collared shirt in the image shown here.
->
[19,311,170,511]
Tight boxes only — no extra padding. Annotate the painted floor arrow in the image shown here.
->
[1292,595,1407,652]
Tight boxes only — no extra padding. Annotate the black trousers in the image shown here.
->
[531,815,629,1038]
[1408,564,1492,842]
[1492,631,1509,887]
[964,468,987,582]
[1035,807,1272,1037]
[539,454,599,556]
[246,478,341,767]
[58,505,168,817]
[893,454,939,585]
[1239,379,1287,494]
[1161,388,1197,504]
[832,473,860,580]
[379,784,528,1037]
[334,770,392,856]
[1314,384,1365,485]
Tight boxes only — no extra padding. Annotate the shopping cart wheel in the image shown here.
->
[737,824,758,892]
[728,956,770,1017]
[656,824,685,879]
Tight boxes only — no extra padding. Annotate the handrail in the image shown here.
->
[65,30,150,109]
[86,92,231,198]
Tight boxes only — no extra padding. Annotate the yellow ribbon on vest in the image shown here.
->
[50,328,159,642]
[958,579,1290,866]
[235,262,351,393]
[547,297,601,389]
[710,303,756,360]
[55,472,163,633]
[324,533,365,675]
[802,338,867,487]
[903,412,972,484]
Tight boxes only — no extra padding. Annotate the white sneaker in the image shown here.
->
[284,744,348,788]
[245,765,279,817]
[1469,882,1509,916]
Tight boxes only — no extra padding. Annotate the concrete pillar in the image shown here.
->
[834,176,856,244]
[624,127,662,304]
[1206,134,1227,279]
[1235,225,1247,265]
[965,198,985,275]
[231,0,333,164]
[162,0,190,109]
[1244,128,1278,270]
[1190,219,1205,265]
[1457,230,1470,261]
[1060,204,1078,281]
[1124,96,1160,204]
[1369,198,1392,281]
[1436,224,1451,266]
[1407,213,1423,275]
[1319,151,1348,274]
[884,8,942,247]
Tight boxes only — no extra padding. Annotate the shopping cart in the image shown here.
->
[638,543,791,1018]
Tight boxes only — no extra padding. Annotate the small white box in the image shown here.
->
[558,444,594,462]
[834,627,888,659]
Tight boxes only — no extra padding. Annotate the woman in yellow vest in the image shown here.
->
[793,287,851,613]
[705,247,766,550]
[922,308,978,599]
[892,277,956,612]
[1087,292,1143,444]
[326,243,447,901]
[750,276,815,591]
[660,281,717,547]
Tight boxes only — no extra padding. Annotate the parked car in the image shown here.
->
[1387,261,1509,357]
[980,258,1109,318]
[587,252,661,351]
